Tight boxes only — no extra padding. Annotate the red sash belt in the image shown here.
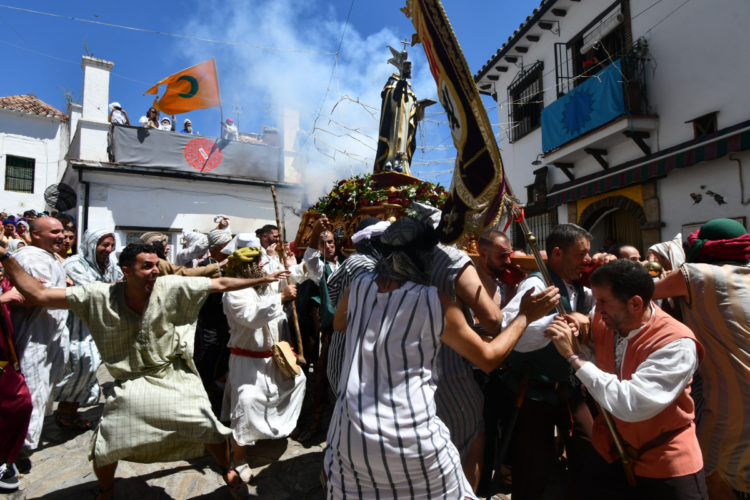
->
[230,347,273,358]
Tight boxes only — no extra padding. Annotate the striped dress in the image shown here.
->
[680,263,750,493]
[324,273,476,500]
[432,245,485,461]
[326,253,378,391]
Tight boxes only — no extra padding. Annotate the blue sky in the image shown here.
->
[0,0,539,203]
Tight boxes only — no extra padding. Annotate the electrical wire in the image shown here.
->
[0,4,336,55]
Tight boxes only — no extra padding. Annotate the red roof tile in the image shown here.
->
[0,94,69,122]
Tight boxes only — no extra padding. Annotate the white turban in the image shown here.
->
[108,102,121,113]
[207,229,233,249]
[139,116,148,127]
[649,233,685,270]
[176,231,209,267]
[351,221,391,243]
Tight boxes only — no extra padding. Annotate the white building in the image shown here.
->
[60,56,305,256]
[474,0,750,253]
[0,94,70,216]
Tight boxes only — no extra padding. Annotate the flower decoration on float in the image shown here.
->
[308,174,448,219]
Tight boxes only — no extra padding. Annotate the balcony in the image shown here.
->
[108,124,282,182]
[541,58,656,171]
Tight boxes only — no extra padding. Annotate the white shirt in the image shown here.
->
[302,247,339,286]
[576,304,699,423]
[502,275,594,353]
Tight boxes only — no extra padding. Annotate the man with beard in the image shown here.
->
[499,224,599,500]
[545,259,707,499]
[6,218,69,471]
[180,118,197,134]
[476,230,523,308]
[0,241,290,500]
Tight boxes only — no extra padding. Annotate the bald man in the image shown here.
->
[610,243,641,262]
[7,218,70,467]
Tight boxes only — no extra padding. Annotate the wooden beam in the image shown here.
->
[526,35,540,42]
[504,56,518,63]
[552,8,567,17]
[584,148,609,170]
[516,46,529,53]
[495,66,509,72]
[487,75,499,81]
[553,162,575,181]
[622,131,651,155]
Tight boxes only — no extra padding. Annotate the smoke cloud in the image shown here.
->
[174,0,448,208]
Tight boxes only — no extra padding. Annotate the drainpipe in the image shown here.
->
[729,154,750,206]
[78,169,90,231]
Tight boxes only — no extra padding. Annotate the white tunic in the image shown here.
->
[221,275,306,446]
[10,245,70,450]
[324,273,476,500]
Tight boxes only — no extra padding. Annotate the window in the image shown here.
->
[687,112,718,139]
[511,210,559,253]
[508,61,544,143]
[4,155,35,193]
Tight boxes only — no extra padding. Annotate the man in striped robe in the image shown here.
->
[654,219,750,500]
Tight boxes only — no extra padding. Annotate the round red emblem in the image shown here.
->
[184,138,223,172]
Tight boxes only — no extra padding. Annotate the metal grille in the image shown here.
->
[4,155,35,193]
[554,43,574,97]
[507,61,544,143]
[511,210,558,253]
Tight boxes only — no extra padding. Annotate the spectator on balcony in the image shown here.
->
[139,116,148,127]
[108,103,130,126]
[222,118,239,141]
[146,107,159,129]
[181,119,197,135]
[160,117,173,131]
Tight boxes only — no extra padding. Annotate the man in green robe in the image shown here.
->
[0,242,290,500]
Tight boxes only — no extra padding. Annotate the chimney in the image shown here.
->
[67,103,82,146]
[76,56,113,162]
[262,126,278,146]
[278,107,302,183]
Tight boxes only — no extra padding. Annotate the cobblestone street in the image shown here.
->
[2,366,328,500]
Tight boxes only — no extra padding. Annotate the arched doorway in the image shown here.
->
[578,195,647,254]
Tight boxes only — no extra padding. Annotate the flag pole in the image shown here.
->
[213,57,224,127]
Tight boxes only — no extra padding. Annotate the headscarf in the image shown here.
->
[63,229,123,285]
[16,219,29,231]
[139,116,148,127]
[3,219,16,228]
[352,218,389,259]
[649,233,686,270]
[160,117,171,130]
[176,231,209,266]
[207,229,233,248]
[7,239,26,252]
[375,218,439,285]
[411,202,441,229]
[108,102,121,113]
[686,219,750,264]
[225,247,262,278]
[141,232,168,246]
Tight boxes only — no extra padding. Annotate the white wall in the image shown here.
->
[0,109,68,215]
[483,0,750,235]
[61,168,304,255]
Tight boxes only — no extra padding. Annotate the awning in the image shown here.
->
[547,118,750,208]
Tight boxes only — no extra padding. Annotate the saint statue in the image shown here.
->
[373,42,437,176]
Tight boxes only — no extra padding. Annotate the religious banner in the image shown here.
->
[144,58,221,115]
[403,0,506,244]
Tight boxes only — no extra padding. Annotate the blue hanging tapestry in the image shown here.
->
[541,59,625,153]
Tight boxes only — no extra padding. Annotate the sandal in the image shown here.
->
[95,484,114,500]
[54,406,92,430]
[298,405,325,443]
[219,464,250,499]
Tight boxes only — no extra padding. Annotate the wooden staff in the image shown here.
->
[270,186,307,366]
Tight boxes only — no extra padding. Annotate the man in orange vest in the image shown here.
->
[544,259,707,499]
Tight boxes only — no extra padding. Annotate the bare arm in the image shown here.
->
[333,285,351,332]
[209,270,290,294]
[441,286,560,373]
[454,264,502,335]
[653,269,688,300]
[0,252,69,309]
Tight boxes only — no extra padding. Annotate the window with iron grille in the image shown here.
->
[4,155,35,194]
[510,208,559,253]
[507,61,544,143]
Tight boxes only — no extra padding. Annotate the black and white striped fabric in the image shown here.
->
[324,272,476,500]
[431,245,486,461]
[326,253,378,391]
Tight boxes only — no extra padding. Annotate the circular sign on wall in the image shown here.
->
[184,137,223,172]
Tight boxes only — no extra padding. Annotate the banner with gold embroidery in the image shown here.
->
[403,0,506,244]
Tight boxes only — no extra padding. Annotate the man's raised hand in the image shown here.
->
[518,286,560,323]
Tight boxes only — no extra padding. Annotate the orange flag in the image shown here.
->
[144,58,221,114]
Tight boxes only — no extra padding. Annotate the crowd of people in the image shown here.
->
[1,205,750,500]
[108,102,246,139]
